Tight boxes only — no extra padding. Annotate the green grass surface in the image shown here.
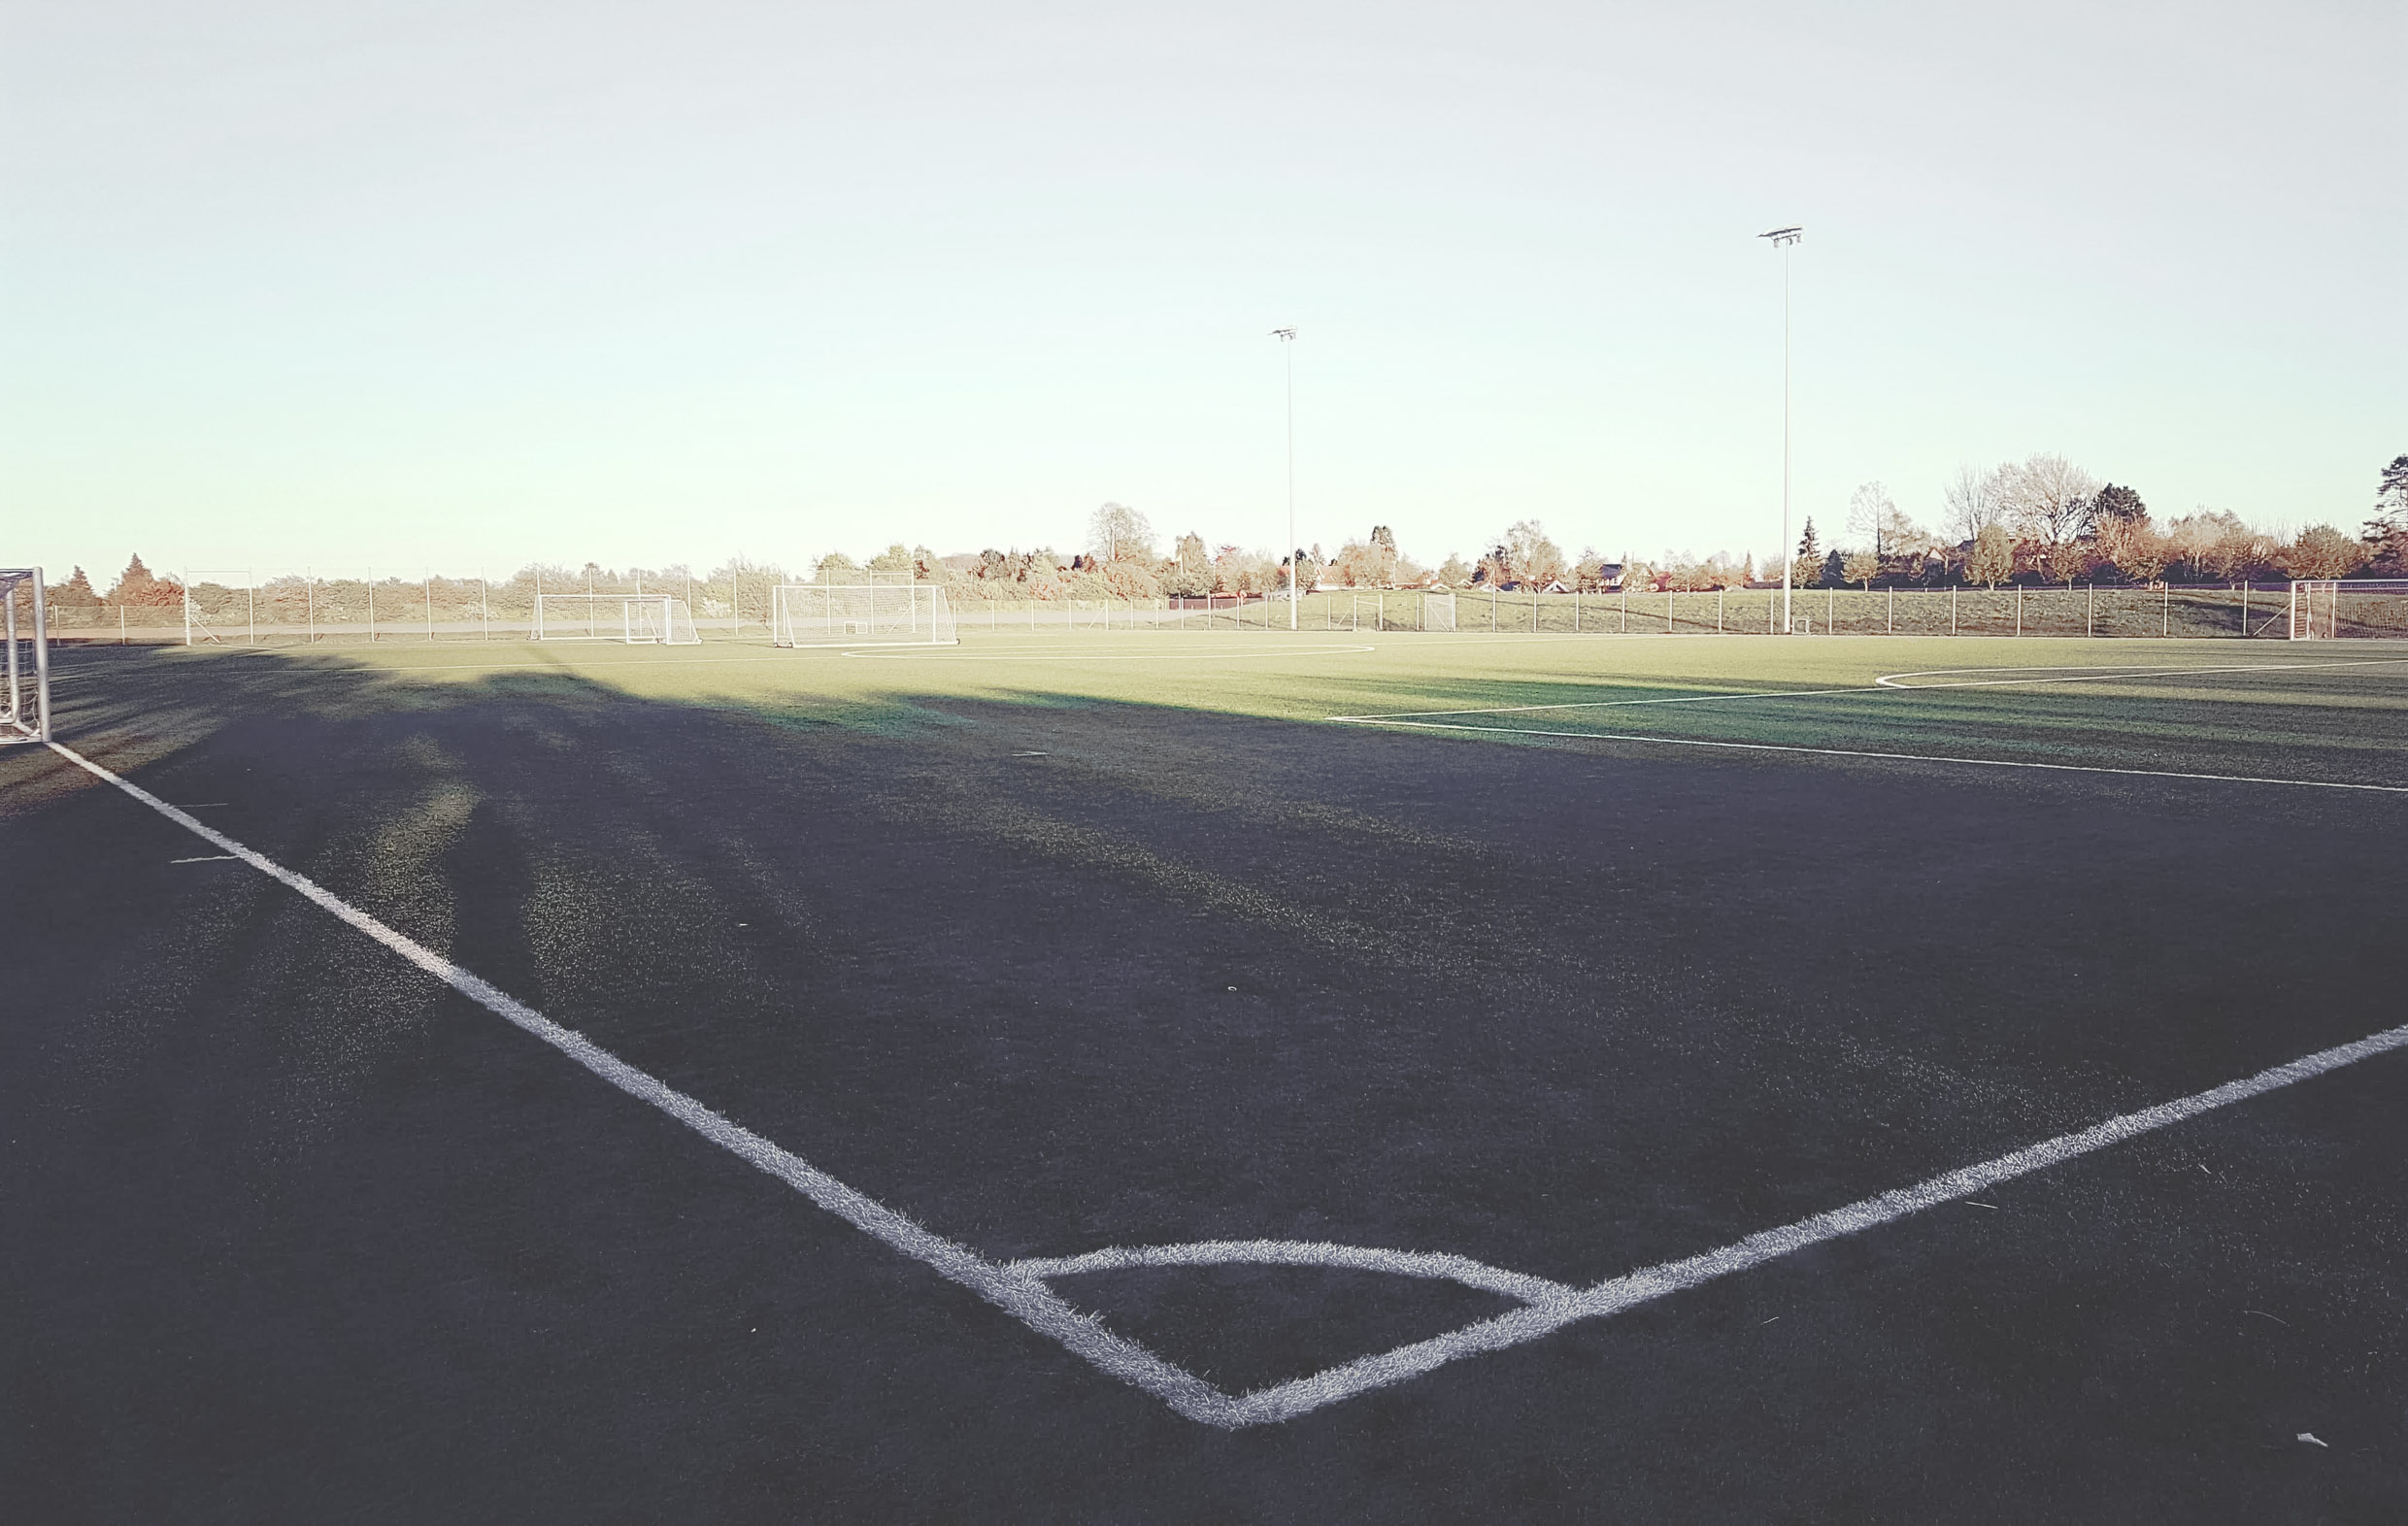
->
[140,630,2408,788]
[17,627,2408,1518]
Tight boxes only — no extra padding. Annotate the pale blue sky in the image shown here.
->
[6,0,2400,583]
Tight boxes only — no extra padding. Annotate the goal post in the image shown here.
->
[1,567,52,745]
[771,584,959,647]
[531,593,701,645]
[2289,580,2408,640]
[1420,591,1457,632]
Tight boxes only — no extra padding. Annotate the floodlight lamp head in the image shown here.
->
[1270,327,1297,341]
[1758,226,1803,247]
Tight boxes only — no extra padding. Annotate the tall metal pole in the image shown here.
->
[1760,226,1803,633]
[1273,327,1298,630]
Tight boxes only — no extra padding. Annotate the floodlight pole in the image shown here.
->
[1272,327,1298,630]
[1759,226,1803,634]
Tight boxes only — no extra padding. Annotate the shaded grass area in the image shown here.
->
[5,636,2407,1521]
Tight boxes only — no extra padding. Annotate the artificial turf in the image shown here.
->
[5,632,2405,1521]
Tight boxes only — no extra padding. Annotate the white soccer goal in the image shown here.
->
[2289,580,2408,640]
[531,594,701,645]
[1,567,52,745]
[771,584,959,647]
[1420,591,1457,632]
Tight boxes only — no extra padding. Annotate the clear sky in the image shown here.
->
[5,0,2400,584]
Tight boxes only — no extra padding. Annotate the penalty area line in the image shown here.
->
[1325,717,2408,795]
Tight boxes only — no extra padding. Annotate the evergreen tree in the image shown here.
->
[107,553,182,607]
[2363,455,2408,574]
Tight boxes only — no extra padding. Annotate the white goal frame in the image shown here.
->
[772,583,959,648]
[1,567,50,745]
[531,594,701,645]
[2289,580,2408,641]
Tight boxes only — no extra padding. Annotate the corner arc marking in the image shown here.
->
[1012,1239,1579,1306]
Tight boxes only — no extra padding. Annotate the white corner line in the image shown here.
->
[1220,1013,2408,1425]
[1324,717,2408,794]
[45,736,2408,1430]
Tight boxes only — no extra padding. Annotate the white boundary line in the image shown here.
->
[42,739,1236,1428]
[842,644,1378,662]
[1874,656,2408,690]
[1323,717,2408,794]
[1339,657,2408,722]
[43,736,2408,1427]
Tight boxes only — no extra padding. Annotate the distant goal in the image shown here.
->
[531,594,701,645]
[2288,581,2408,640]
[1,567,51,746]
[772,584,958,647]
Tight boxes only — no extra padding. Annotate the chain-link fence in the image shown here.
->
[25,571,2396,644]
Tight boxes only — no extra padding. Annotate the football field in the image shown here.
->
[6,631,2405,1520]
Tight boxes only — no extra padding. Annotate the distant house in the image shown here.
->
[1538,579,1573,594]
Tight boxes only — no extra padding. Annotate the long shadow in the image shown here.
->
[7,645,2408,1519]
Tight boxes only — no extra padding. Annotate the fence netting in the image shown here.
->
[28,574,2408,644]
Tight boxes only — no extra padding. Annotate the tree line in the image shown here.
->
[1784,453,2408,591]
[42,455,2405,613]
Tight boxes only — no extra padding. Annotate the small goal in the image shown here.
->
[772,584,958,647]
[531,594,701,645]
[2288,581,2408,640]
[1,567,52,746]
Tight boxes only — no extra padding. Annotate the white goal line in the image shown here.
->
[40,734,2408,1428]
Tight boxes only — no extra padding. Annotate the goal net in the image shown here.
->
[2289,581,2408,640]
[1420,592,1457,632]
[1,567,52,745]
[532,594,701,645]
[772,584,959,647]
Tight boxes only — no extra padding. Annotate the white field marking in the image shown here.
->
[1334,684,1868,720]
[1010,1241,1580,1306]
[1217,1012,2408,1426]
[43,739,1242,1430]
[842,644,1377,662]
[162,651,804,676]
[170,854,240,864]
[47,735,2408,1427]
[1325,717,2408,795]
[1336,656,2408,723]
[1874,657,2408,690]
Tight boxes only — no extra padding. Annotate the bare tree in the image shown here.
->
[1087,503,1155,564]
[1943,463,2007,544]
[1493,519,1568,587]
[1997,454,2100,546]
